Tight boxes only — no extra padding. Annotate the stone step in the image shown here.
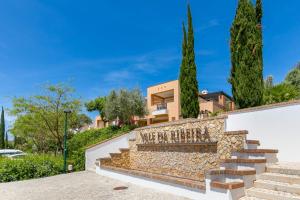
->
[223,159,267,164]
[233,150,278,163]
[246,140,261,150]
[267,164,300,176]
[210,181,244,190]
[246,187,300,200]
[237,149,278,154]
[246,140,260,145]
[109,152,122,158]
[101,165,206,190]
[209,169,257,176]
[240,196,267,200]
[254,180,300,195]
[119,148,130,152]
[258,173,300,185]
[221,161,266,174]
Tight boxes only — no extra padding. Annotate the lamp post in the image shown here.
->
[63,109,72,173]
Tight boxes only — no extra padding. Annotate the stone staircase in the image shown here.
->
[204,139,281,200]
[94,133,300,200]
[241,163,300,200]
[96,148,131,169]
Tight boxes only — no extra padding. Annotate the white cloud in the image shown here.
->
[197,19,220,32]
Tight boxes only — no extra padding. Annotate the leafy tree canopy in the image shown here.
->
[284,62,300,90]
[104,89,147,125]
[85,97,106,120]
[10,83,84,154]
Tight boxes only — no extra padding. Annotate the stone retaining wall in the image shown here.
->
[128,117,246,180]
[99,117,247,181]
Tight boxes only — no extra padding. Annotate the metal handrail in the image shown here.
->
[156,103,167,110]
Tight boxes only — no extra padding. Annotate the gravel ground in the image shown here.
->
[0,171,189,200]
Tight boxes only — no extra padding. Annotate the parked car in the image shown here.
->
[0,149,26,158]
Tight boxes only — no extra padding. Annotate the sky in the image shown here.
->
[0,0,300,129]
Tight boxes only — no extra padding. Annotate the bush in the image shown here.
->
[263,83,300,105]
[68,125,136,171]
[0,155,64,182]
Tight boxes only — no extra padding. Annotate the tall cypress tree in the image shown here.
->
[0,107,5,149]
[179,4,199,118]
[256,0,263,91]
[179,22,189,117]
[229,0,263,108]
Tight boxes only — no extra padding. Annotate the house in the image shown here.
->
[93,80,235,127]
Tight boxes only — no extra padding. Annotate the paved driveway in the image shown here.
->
[0,171,189,200]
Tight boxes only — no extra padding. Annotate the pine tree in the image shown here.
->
[0,107,5,149]
[179,4,200,118]
[229,0,263,108]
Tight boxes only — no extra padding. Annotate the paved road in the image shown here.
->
[0,171,189,200]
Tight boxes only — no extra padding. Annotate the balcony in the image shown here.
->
[152,103,168,116]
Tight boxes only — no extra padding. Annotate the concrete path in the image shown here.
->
[0,171,189,200]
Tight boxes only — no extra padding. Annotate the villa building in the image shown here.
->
[94,80,235,128]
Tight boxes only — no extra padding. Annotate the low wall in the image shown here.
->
[129,117,246,180]
[85,132,135,171]
[225,101,300,162]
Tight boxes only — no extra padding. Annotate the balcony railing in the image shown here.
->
[152,103,168,116]
[156,103,167,110]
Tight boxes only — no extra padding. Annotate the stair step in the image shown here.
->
[240,197,267,200]
[98,157,111,161]
[254,180,300,195]
[110,153,121,157]
[258,173,300,185]
[211,181,244,190]
[237,149,278,154]
[223,158,267,164]
[246,140,260,145]
[209,169,256,176]
[101,165,206,190]
[246,187,300,200]
[119,148,130,152]
[267,164,300,176]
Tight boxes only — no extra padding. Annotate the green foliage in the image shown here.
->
[179,4,200,118]
[263,83,300,105]
[10,83,82,153]
[104,89,147,125]
[0,155,64,182]
[85,97,106,120]
[0,107,5,148]
[68,125,135,171]
[229,0,264,108]
[70,114,92,131]
[284,63,300,90]
[255,0,262,24]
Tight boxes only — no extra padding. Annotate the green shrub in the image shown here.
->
[0,155,63,182]
[68,125,135,171]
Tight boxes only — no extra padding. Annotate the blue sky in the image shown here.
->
[0,0,300,126]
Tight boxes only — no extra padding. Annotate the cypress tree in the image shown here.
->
[256,0,263,91]
[179,4,200,118]
[229,0,263,108]
[0,107,5,149]
[179,23,189,117]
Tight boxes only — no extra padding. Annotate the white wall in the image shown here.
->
[85,132,135,171]
[226,103,300,162]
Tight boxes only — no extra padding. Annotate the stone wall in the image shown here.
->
[128,117,246,181]
[100,117,247,181]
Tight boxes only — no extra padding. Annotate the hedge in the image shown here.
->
[0,155,64,182]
